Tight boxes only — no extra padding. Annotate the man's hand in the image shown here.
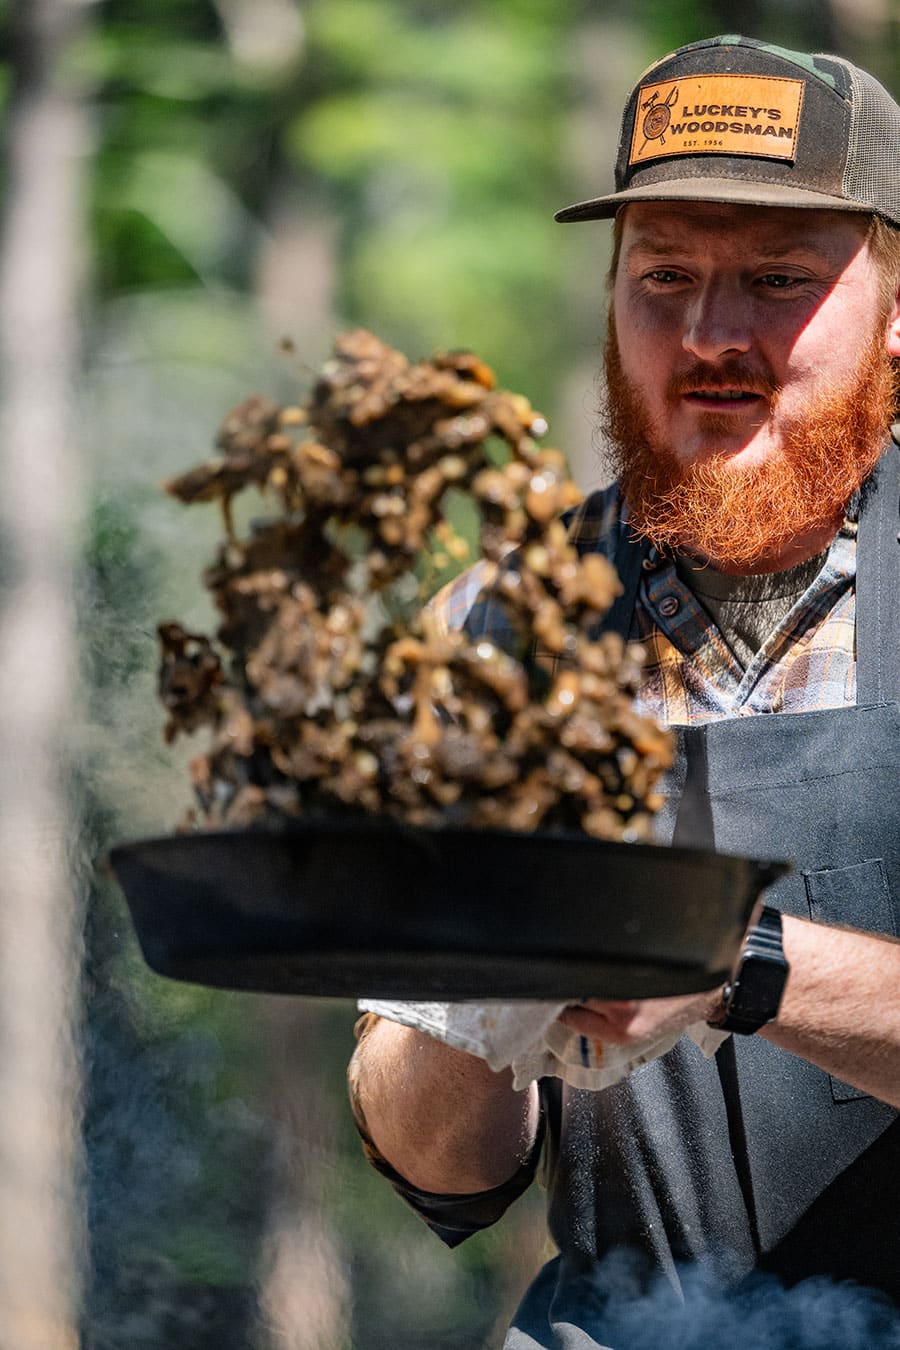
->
[557,987,722,1047]
[560,917,900,1110]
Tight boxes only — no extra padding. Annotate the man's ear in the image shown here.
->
[888,283,900,358]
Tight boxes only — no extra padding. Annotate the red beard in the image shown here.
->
[602,312,899,570]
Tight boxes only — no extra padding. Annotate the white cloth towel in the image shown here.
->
[358,998,729,1092]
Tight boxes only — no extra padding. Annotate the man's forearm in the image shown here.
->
[760,915,900,1108]
[350,1018,540,1193]
[557,914,900,1110]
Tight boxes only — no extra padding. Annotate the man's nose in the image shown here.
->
[681,280,752,361]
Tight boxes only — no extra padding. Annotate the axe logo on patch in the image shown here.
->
[639,83,679,154]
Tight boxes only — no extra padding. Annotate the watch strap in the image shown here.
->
[709,904,789,1035]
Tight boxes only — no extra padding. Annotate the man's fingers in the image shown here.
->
[557,990,719,1045]
[557,1004,636,1042]
[577,1000,640,1014]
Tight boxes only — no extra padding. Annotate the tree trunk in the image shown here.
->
[0,0,92,1343]
[256,1002,352,1350]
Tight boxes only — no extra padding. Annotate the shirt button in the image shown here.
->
[659,595,680,618]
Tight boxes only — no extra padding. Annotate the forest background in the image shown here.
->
[0,1,896,1347]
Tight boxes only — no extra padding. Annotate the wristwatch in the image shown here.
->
[708,904,789,1035]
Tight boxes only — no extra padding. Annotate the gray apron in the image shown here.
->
[510,444,900,1346]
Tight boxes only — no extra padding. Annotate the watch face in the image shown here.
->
[719,907,789,1033]
[732,953,789,1024]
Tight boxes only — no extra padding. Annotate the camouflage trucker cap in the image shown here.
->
[555,35,900,227]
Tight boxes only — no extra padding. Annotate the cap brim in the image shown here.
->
[554,177,873,222]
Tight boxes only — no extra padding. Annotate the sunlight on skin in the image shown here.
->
[612,203,885,473]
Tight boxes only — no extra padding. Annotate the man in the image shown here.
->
[348,37,900,1347]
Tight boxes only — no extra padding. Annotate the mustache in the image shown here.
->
[602,320,895,569]
[666,363,780,400]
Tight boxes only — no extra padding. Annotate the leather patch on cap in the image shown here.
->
[629,74,804,165]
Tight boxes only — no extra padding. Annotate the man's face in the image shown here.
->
[606,201,900,569]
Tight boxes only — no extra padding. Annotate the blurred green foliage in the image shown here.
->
[290,0,573,408]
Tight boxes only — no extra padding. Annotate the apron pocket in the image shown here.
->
[803,858,897,1104]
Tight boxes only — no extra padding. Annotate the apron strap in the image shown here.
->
[601,519,649,642]
[856,442,900,707]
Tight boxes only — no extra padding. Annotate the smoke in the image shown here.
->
[559,1249,900,1350]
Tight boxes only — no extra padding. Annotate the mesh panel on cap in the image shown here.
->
[842,64,900,226]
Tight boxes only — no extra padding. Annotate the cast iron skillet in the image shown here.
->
[109,819,790,1000]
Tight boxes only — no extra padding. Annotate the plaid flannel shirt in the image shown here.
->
[430,480,858,725]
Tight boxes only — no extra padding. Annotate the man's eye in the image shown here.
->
[645,269,684,284]
[757,273,800,289]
